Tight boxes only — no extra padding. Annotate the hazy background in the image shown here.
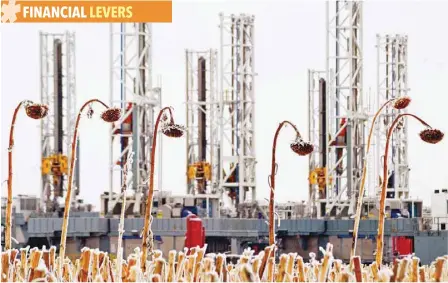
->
[1,1,448,210]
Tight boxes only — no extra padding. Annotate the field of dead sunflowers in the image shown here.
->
[3,243,448,282]
[1,98,446,282]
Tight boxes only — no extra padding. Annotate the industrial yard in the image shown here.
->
[2,0,448,282]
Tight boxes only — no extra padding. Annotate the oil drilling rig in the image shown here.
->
[102,23,161,216]
[375,34,410,201]
[184,49,221,218]
[185,49,219,196]
[308,1,367,218]
[39,31,78,214]
[183,14,258,218]
[15,4,438,262]
[308,1,421,219]
[371,34,420,218]
[218,13,257,217]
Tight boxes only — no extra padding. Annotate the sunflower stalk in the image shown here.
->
[59,99,120,280]
[141,106,185,271]
[117,144,135,282]
[376,113,443,265]
[5,100,48,251]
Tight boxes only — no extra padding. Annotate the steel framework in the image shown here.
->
[185,49,220,195]
[307,69,326,217]
[375,34,409,199]
[39,31,78,213]
[218,13,256,213]
[109,23,161,215]
[323,0,367,218]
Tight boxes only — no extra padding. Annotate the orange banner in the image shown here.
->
[0,0,172,23]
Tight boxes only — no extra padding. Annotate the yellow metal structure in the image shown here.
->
[41,154,69,176]
[309,167,332,190]
[187,161,212,181]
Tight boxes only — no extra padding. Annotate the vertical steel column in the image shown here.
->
[39,31,77,213]
[109,23,160,215]
[218,14,257,215]
[185,49,219,195]
[375,34,410,200]
[325,1,365,217]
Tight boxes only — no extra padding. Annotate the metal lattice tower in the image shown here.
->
[108,24,161,215]
[218,13,256,212]
[185,50,220,195]
[375,34,409,199]
[307,69,326,217]
[40,31,78,213]
[323,0,367,218]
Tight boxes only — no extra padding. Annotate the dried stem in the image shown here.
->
[269,121,304,246]
[432,257,445,282]
[396,258,409,282]
[59,99,110,279]
[351,98,396,260]
[418,266,426,282]
[5,101,44,250]
[141,106,175,271]
[352,256,362,282]
[2,247,448,283]
[410,257,419,282]
[318,244,333,282]
[117,146,134,281]
[376,113,433,266]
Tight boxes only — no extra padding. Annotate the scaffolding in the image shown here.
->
[322,0,367,218]
[375,34,410,199]
[108,23,161,216]
[185,49,220,196]
[307,69,326,217]
[39,31,77,213]
[218,13,257,214]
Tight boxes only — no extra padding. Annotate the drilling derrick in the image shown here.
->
[40,31,78,213]
[375,34,409,200]
[321,1,367,218]
[185,50,219,196]
[307,70,327,218]
[219,14,257,215]
[106,23,161,216]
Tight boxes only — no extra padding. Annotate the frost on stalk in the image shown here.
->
[86,104,94,119]
[378,268,393,282]
[117,147,134,281]
[309,252,316,263]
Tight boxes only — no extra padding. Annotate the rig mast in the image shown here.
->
[107,23,161,216]
[322,0,367,218]
[375,34,410,199]
[218,13,257,214]
[40,31,78,213]
[307,70,326,218]
[185,49,220,196]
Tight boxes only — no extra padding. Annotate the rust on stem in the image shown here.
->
[59,99,111,278]
[141,106,176,271]
[6,101,47,250]
[375,113,439,266]
[269,121,310,246]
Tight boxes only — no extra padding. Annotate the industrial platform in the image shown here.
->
[3,206,448,265]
